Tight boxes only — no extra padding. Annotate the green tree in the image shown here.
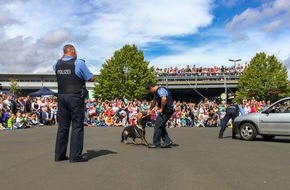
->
[235,52,290,102]
[93,44,156,100]
[9,77,21,96]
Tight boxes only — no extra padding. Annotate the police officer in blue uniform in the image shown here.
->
[53,44,94,162]
[146,81,174,148]
[218,100,245,139]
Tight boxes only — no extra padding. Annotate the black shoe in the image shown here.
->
[55,156,69,162]
[160,141,173,148]
[218,136,222,139]
[232,136,237,139]
[148,144,160,149]
[70,158,88,163]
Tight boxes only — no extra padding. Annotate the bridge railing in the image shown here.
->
[157,75,239,87]
[0,73,240,90]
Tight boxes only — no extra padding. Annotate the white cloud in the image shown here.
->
[38,29,70,47]
[0,0,289,78]
[226,0,290,33]
[0,0,215,74]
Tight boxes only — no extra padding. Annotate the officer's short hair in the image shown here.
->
[145,81,156,90]
[63,44,75,53]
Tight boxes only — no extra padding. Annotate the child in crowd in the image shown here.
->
[13,112,25,129]
[180,109,187,127]
[31,113,41,127]
[196,115,205,127]
[113,114,123,127]
[166,116,175,128]
[105,115,114,127]
[24,113,32,128]
[1,109,10,128]
[7,114,16,129]
[175,116,181,127]
[97,112,106,127]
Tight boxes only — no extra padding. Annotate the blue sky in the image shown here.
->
[0,0,289,78]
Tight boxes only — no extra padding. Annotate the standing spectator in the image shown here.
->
[50,99,58,125]
[11,97,17,114]
[131,102,139,118]
[140,99,149,114]
[31,98,41,118]
[3,95,12,111]
[53,44,94,163]
[24,96,31,113]
[219,109,226,127]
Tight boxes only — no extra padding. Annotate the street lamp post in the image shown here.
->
[123,66,129,83]
[123,66,129,75]
[229,59,241,69]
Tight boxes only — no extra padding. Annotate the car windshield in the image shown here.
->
[267,98,290,113]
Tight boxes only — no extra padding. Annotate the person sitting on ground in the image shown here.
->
[7,113,15,129]
[105,114,114,127]
[41,106,53,125]
[13,112,25,129]
[113,114,123,127]
[24,113,32,128]
[31,113,41,127]
[97,112,107,127]
[196,115,205,127]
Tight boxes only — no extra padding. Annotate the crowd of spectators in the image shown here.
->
[2,63,272,131]
[153,64,246,77]
[0,92,57,130]
[0,88,271,131]
[82,96,270,128]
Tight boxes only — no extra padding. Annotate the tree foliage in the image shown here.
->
[93,44,156,100]
[235,52,290,102]
[9,77,21,96]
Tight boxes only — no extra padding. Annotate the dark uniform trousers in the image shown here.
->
[55,94,85,161]
[219,107,239,138]
[153,111,173,146]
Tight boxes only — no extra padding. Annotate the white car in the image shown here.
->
[233,97,290,141]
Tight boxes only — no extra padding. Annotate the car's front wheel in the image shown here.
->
[239,123,257,141]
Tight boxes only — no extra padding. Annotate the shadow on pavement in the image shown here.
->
[84,149,117,160]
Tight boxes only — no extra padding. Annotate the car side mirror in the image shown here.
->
[261,109,269,114]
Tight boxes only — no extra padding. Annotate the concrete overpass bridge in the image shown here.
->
[0,73,239,101]
[157,75,238,101]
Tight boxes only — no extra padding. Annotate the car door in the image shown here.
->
[259,98,290,135]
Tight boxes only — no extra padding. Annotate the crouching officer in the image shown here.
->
[218,100,245,139]
[146,81,174,148]
[53,44,94,163]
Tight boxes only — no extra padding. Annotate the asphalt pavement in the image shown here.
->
[0,126,290,190]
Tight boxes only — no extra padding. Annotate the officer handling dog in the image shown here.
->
[218,99,245,139]
[53,44,94,163]
[145,81,174,148]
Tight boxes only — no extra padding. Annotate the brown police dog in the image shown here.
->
[121,113,149,146]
